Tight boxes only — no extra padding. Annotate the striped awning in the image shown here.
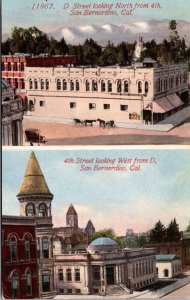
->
[167,94,184,108]
[151,97,175,113]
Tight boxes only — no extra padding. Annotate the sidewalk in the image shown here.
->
[24,106,190,133]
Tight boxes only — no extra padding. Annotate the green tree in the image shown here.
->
[149,220,166,243]
[166,218,181,242]
[56,37,68,55]
[2,38,12,54]
[169,19,185,63]
[83,38,102,65]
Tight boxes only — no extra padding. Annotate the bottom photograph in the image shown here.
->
[2,148,190,299]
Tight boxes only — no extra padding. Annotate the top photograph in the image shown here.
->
[2,0,190,146]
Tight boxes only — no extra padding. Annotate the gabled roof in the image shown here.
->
[66,204,77,215]
[17,151,52,196]
[156,254,178,261]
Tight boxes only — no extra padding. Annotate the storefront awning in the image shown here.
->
[151,97,175,113]
[166,94,184,108]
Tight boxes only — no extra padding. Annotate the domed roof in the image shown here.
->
[87,237,121,253]
[90,237,118,246]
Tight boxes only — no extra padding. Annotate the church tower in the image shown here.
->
[134,36,144,61]
[66,204,78,228]
[17,151,56,298]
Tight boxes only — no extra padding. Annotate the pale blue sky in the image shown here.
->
[2,149,190,235]
[2,0,190,34]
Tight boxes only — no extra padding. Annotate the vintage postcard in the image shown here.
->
[2,0,190,145]
[1,0,190,299]
[2,148,190,298]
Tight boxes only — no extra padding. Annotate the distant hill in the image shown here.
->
[3,19,190,46]
[47,19,190,45]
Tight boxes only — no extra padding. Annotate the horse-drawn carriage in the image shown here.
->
[25,128,47,145]
[73,118,116,128]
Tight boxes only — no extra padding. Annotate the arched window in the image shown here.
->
[145,81,149,93]
[45,79,49,90]
[38,203,47,217]
[29,79,33,90]
[85,80,90,91]
[10,236,17,261]
[101,80,106,92]
[26,204,35,216]
[63,80,67,91]
[108,80,112,92]
[76,80,79,91]
[92,80,98,92]
[124,81,129,93]
[2,62,5,71]
[34,79,38,90]
[25,269,32,295]
[42,237,49,258]
[57,79,61,90]
[24,236,30,260]
[20,62,24,71]
[40,79,44,90]
[138,81,142,93]
[70,80,74,91]
[117,80,122,93]
[11,272,19,298]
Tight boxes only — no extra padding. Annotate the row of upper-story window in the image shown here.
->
[28,78,149,94]
[2,61,25,72]
[155,73,188,93]
[25,202,48,217]
[9,269,33,299]
[58,268,80,282]
[5,78,25,89]
[8,234,51,261]
[8,234,33,262]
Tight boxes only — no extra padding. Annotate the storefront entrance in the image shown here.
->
[106,266,115,285]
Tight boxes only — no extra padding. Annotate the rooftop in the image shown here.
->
[17,151,53,196]
[156,254,178,261]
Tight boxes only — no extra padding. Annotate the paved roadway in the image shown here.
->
[23,118,190,146]
[163,283,190,298]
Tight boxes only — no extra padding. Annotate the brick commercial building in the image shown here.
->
[2,54,76,99]
[2,216,39,299]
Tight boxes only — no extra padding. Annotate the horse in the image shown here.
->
[73,118,84,126]
[84,119,97,126]
[97,118,106,128]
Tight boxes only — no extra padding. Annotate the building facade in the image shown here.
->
[54,237,157,296]
[16,151,56,298]
[25,63,188,124]
[2,54,76,99]
[2,216,39,299]
[2,79,24,146]
[156,254,182,279]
